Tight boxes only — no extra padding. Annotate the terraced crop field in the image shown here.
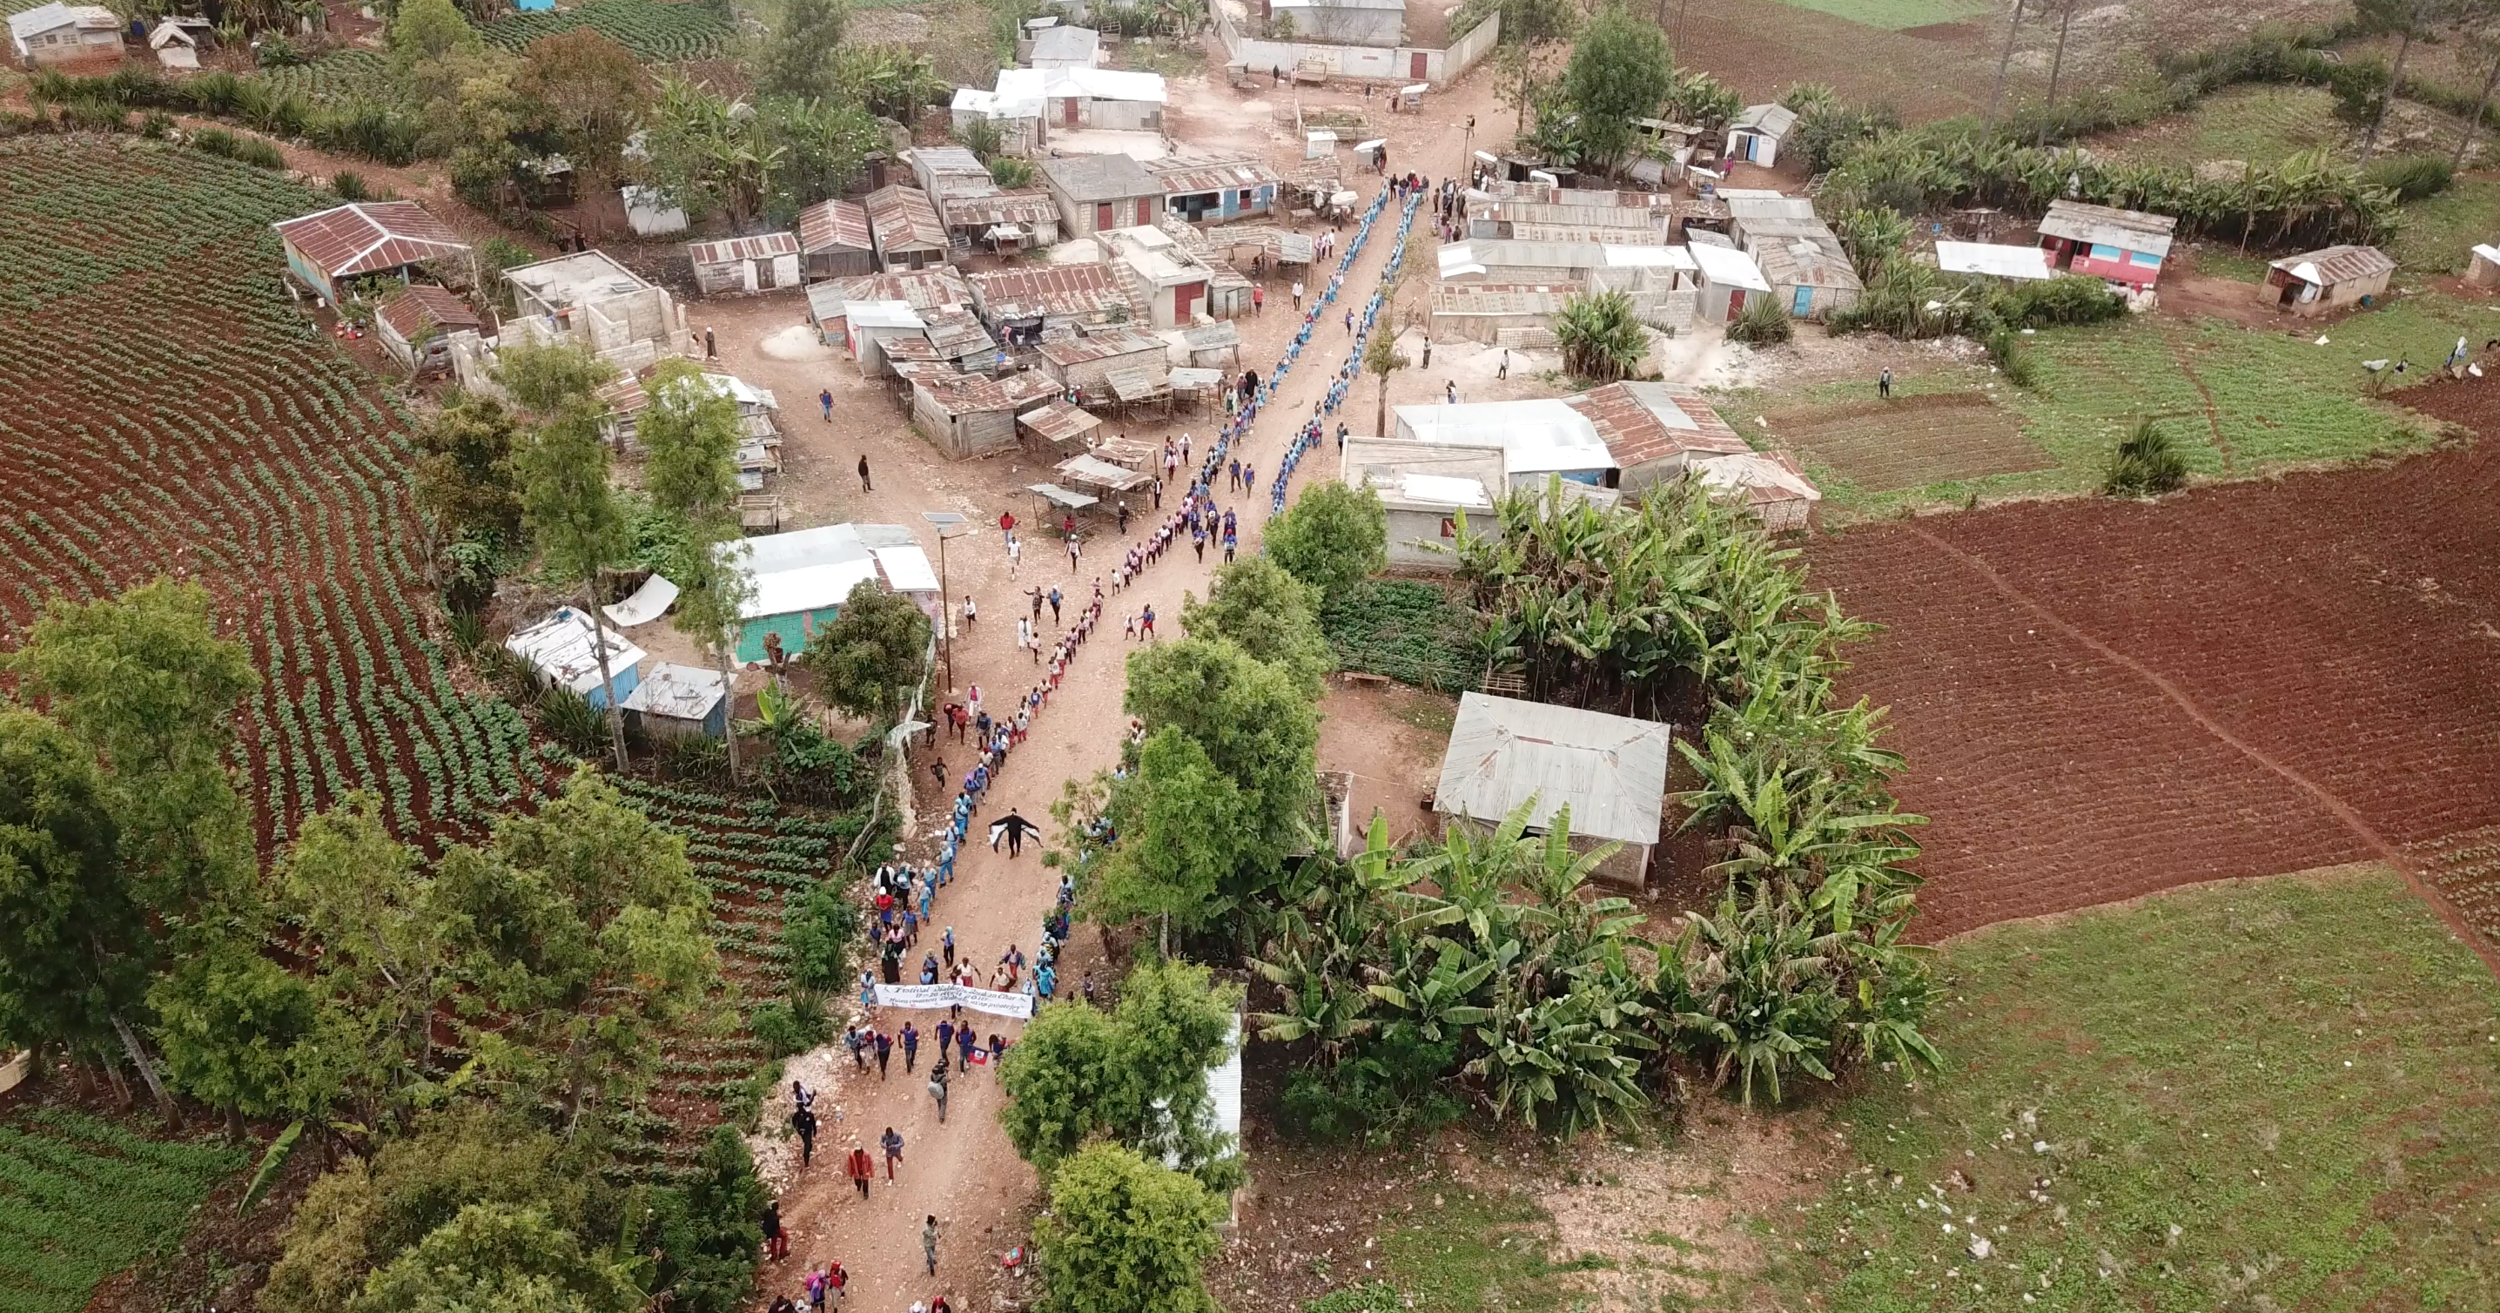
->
[483,0,733,61]
[0,137,545,847]
[0,1106,247,1313]
[248,49,393,106]
[610,776,885,1167]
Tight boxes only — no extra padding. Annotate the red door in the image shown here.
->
[1095,201,1113,231]
[1175,281,1203,322]
[1410,52,1428,80]
[1063,97,1080,127]
[1727,290,1746,319]
[1135,198,1153,225]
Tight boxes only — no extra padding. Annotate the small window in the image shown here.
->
[2088,242,2123,261]
[1440,516,1457,538]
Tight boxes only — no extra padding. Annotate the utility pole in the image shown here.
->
[922,511,968,691]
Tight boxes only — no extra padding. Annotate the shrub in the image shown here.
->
[2103,419,2190,497]
[749,989,832,1058]
[1264,482,1387,599]
[190,126,240,157]
[234,137,288,170]
[1985,326,2038,390]
[1552,289,1649,382]
[536,686,609,755]
[333,170,370,201]
[2362,153,2452,202]
[1993,274,2127,328]
[256,34,307,68]
[989,155,1034,188]
[58,100,128,132]
[139,110,173,138]
[781,883,860,993]
[1727,292,1796,345]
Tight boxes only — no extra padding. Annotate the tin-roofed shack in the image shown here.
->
[796,199,876,280]
[1566,382,1748,495]
[968,263,1138,342]
[2036,199,2177,289]
[1340,437,1505,569]
[273,201,475,304]
[687,231,802,295]
[1434,692,1673,889]
[2262,244,2395,317]
[866,185,951,271]
[910,370,1061,458]
[373,285,481,378]
[1035,329,1169,398]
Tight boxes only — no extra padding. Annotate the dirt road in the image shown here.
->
[720,67,1499,1313]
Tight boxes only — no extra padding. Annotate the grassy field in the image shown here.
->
[1319,580,1476,694]
[1757,866,2500,1313]
[1764,0,1991,30]
[0,1106,248,1313]
[2390,175,2500,273]
[2101,84,2350,169]
[1748,293,2491,519]
[1305,1184,1587,1313]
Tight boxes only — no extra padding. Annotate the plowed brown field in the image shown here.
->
[1811,376,2500,953]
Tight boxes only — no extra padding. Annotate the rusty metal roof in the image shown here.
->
[687,231,800,265]
[922,306,998,359]
[865,185,949,254]
[796,199,872,254]
[1569,382,1749,469]
[1036,329,1164,366]
[374,284,479,339]
[1018,400,1103,445]
[943,190,1061,229]
[1146,155,1282,197]
[2271,243,2396,286]
[272,202,470,280]
[914,368,1059,416]
[967,262,1132,322]
[1430,282,1572,315]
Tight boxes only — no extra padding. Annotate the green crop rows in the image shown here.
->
[610,777,872,1164]
[482,0,732,61]
[249,49,393,106]
[0,1107,248,1313]
[0,138,547,846]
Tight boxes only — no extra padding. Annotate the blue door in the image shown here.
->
[1791,285,1814,317]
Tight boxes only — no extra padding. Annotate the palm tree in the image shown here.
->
[1551,290,1646,382]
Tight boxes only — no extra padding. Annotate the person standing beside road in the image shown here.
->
[1292,279,1304,310]
[790,1103,817,1166]
[846,1143,874,1200]
[923,1215,942,1276]
[762,1200,788,1260]
[1878,367,1893,399]
[858,455,873,492]
[705,326,716,359]
[998,509,1015,544]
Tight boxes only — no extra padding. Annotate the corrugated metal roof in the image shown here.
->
[1751,235,1861,290]
[1693,451,1821,506]
[1395,400,1616,475]
[506,608,646,698]
[272,202,470,280]
[2271,243,2395,285]
[797,199,873,254]
[1731,103,1798,136]
[913,369,1060,416]
[1571,382,1749,469]
[1690,242,1771,293]
[1434,692,1672,845]
[1146,155,1283,196]
[1935,241,2055,280]
[865,185,949,254]
[1430,283,1571,316]
[1027,25,1098,61]
[2039,199,2178,258]
[374,285,479,339]
[943,190,1061,229]
[969,262,1132,322]
[922,306,998,359]
[1018,400,1103,444]
[621,663,725,720]
[687,231,800,265]
[1037,329,1164,365]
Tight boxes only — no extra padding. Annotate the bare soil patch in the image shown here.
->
[1773,393,2052,491]
[1808,379,2500,945]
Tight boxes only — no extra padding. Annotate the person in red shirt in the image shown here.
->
[998,510,1015,544]
[846,1144,875,1200]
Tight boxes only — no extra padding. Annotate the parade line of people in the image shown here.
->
[758,179,1420,1313]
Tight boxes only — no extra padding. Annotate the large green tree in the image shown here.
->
[638,360,755,774]
[1264,481,1387,600]
[1560,5,1674,175]
[414,392,527,547]
[515,409,633,770]
[1179,557,1331,697]
[998,959,1240,1179]
[0,708,153,1082]
[1032,1144,1226,1313]
[517,29,654,219]
[1087,729,1244,955]
[1123,638,1319,884]
[755,0,850,101]
[796,578,932,724]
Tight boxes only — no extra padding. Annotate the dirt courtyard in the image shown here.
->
[1807,374,2500,958]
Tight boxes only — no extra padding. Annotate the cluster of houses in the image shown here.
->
[500,521,941,740]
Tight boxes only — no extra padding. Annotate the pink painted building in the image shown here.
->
[2036,199,2177,290]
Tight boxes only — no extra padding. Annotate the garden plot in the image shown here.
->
[1771,393,2052,492]
[0,1107,247,1313]
[482,0,732,60]
[0,138,544,848]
